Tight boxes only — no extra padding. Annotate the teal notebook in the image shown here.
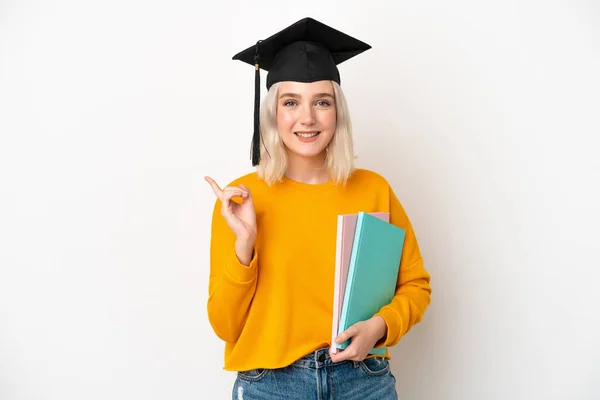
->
[336,212,406,355]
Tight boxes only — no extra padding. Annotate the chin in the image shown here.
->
[286,142,329,157]
[285,148,324,159]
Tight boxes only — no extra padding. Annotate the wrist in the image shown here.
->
[371,315,387,340]
[235,238,255,266]
[236,232,256,245]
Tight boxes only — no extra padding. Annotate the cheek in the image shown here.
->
[277,110,296,130]
[320,110,337,131]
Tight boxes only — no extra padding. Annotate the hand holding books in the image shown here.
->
[330,315,387,362]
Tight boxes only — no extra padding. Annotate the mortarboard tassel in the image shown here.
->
[251,40,262,166]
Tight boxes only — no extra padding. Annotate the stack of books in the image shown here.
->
[331,211,406,355]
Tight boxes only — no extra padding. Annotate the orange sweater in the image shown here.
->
[207,169,431,371]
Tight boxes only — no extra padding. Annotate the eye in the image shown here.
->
[316,100,331,107]
[283,100,297,107]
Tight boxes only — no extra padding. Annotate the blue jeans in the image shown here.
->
[232,347,397,400]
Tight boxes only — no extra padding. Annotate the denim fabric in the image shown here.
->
[232,347,397,400]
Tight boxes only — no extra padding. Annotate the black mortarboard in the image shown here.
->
[232,17,371,166]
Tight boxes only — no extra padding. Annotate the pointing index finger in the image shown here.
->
[204,176,223,197]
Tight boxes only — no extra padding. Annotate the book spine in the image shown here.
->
[337,212,366,350]
[331,215,344,354]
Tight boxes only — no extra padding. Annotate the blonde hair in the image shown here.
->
[255,81,356,186]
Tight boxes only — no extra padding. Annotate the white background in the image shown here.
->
[1,1,599,399]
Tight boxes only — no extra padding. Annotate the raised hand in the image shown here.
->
[205,176,257,243]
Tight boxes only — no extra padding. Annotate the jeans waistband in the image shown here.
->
[292,347,357,369]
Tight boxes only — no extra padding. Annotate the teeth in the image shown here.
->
[296,132,319,138]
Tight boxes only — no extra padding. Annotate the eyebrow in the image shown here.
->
[279,93,335,99]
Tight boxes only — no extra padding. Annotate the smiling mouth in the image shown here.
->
[295,132,320,138]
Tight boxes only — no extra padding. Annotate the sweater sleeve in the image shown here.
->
[206,198,258,344]
[374,187,432,348]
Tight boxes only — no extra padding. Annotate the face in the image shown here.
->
[276,80,337,161]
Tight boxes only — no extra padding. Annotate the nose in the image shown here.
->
[300,105,316,125]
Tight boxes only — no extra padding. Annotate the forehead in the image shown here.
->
[279,80,334,95]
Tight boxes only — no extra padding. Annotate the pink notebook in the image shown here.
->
[330,212,389,354]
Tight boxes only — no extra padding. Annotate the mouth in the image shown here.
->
[294,131,321,139]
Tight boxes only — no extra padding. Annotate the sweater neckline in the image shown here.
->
[280,175,337,192]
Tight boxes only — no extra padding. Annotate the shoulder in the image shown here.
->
[348,168,392,189]
[226,171,261,187]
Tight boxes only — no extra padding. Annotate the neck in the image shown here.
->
[284,152,330,184]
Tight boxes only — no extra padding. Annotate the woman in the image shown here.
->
[205,18,431,400]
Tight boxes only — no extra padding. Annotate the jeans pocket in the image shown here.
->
[237,368,271,382]
[359,357,390,377]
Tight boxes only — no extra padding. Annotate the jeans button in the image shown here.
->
[318,353,326,362]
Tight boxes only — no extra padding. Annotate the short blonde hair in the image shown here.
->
[255,81,355,186]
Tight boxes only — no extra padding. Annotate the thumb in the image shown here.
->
[336,326,357,344]
[239,184,251,196]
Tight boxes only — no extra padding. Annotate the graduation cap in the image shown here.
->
[232,17,371,166]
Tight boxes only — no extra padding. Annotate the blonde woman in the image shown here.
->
[205,18,432,400]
